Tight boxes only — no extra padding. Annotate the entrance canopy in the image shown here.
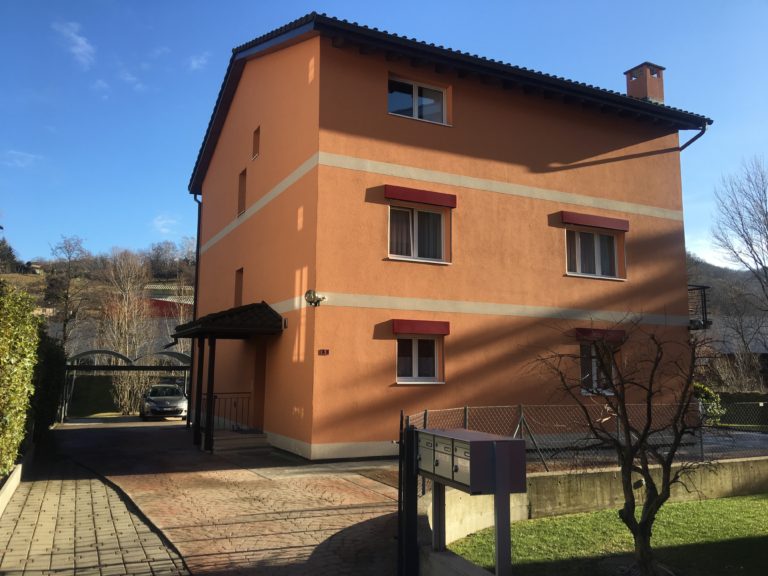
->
[172,301,284,452]
[173,301,284,340]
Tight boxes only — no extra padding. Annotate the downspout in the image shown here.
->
[192,193,202,322]
[186,192,202,429]
[679,124,707,152]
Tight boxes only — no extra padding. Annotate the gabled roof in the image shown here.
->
[173,302,284,339]
[189,12,713,195]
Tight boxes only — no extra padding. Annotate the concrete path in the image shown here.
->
[4,420,399,575]
[0,456,188,576]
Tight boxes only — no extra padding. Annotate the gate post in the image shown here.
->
[398,424,419,576]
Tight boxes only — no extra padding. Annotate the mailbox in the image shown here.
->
[416,428,526,495]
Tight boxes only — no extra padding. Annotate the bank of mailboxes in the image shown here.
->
[417,428,526,495]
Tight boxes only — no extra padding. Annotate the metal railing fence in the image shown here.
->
[408,402,768,472]
[200,392,252,431]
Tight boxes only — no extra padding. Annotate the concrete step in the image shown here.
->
[208,432,270,452]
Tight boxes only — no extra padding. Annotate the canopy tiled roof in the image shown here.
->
[173,302,284,339]
[189,12,713,195]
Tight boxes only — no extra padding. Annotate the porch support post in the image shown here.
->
[193,336,205,446]
[204,337,217,452]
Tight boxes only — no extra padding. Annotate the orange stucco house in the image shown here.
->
[177,13,712,459]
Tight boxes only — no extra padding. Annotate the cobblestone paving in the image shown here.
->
[52,421,400,575]
[0,458,188,576]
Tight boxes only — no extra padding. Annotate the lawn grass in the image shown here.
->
[449,494,768,575]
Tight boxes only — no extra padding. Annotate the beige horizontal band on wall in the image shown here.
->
[201,152,683,254]
[272,291,689,327]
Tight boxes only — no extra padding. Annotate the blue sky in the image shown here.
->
[1,0,766,265]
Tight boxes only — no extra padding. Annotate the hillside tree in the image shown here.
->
[713,157,768,309]
[97,250,155,414]
[46,236,91,355]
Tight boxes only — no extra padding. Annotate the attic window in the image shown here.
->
[388,78,446,124]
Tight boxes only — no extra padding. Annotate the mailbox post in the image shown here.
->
[416,429,526,576]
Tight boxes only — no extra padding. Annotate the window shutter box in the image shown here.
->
[392,319,450,335]
[385,185,457,208]
[560,211,629,232]
[573,328,626,343]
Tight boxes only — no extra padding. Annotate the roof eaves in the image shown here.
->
[189,12,712,195]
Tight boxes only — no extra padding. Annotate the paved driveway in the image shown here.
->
[45,420,399,575]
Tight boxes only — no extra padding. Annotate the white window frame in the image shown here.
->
[387,77,447,125]
[396,336,442,384]
[388,205,447,263]
[579,342,616,396]
[566,229,620,279]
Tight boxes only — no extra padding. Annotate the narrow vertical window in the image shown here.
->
[234,267,243,307]
[252,126,260,159]
[389,208,413,257]
[237,169,246,216]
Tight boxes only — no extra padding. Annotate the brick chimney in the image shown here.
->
[624,62,665,103]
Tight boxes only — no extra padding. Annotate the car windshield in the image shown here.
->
[149,386,182,398]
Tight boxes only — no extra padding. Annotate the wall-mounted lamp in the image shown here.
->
[304,289,326,307]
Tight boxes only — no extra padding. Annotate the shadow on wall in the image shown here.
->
[313,225,691,442]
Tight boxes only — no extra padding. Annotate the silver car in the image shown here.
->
[140,384,188,420]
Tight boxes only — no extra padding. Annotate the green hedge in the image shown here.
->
[31,329,66,440]
[0,281,39,476]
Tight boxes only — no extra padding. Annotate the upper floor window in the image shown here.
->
[390,207,444,261]
[388,78,446,124]
[385,185,456,264]
[567,230,617,277]
[561,211,628,279]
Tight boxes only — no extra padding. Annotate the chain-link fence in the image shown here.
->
[407,402,768,472]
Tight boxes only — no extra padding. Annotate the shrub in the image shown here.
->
[694,381,726,425]
[0,281,39,476]
[30,328,66,440]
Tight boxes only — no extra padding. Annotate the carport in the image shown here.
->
[172,302,284,451]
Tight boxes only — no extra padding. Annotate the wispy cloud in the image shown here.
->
[118,69,146,92]
[152,215,178,235]
[151,46,171,59]
[90,79,110,99]
[141,46,171,71]
[187,52,209,71]
[52,22,95,70]
[2,150,42,168]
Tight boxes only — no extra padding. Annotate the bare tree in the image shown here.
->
[97,250,155,414]
[713,157,768,309]
[540,325,701,576]
[706,281,768,393]
[162,274,193,357]
[46,236,91,355]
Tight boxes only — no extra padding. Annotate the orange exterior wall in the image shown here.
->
[196,36,321,444]
[195,34,692,458]
[307,38,689,450]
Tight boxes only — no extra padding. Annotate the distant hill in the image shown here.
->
[686,253,760,316]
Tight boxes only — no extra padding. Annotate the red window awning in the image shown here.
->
[392,319,450,335]
[560,211,629,232]
[385,185,457,208]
